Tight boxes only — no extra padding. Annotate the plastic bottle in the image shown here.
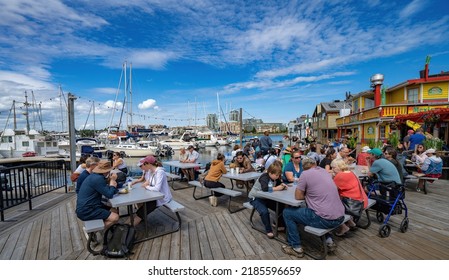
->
[125,177,133,190]
[268,180,273,193]
[293,174,299,188]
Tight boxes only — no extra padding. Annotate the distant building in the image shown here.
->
[206,113,218,130]
[312,100,351,143]
[229,110,240,122]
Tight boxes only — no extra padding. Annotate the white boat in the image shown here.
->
[158,132,196,150]
[196,131,230,147]
[0,129,60,158]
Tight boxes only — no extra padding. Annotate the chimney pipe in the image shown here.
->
[370,74,384,107]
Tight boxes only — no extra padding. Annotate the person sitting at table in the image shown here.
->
[367,148,402,185]
[383,147,405,184]
[335,147,355,165]
[356,146,371,166]
[181,145,200,181]
[263,148,279,170]
[130,155,173,227]
[411,144,427,166]
[319,147,337,174]
[112,152,128,175]
[177,147,188,180]
[130,157,154,188]
[76,156,100,194]
[76,160,119,231]
[416,149,443,191]
[331,158,368,236]
[281,146,292,172]
[203,153,227,207]
[248,162,287,239]
[282,157,345,258]
[232,151,256,188]
[283,151,303,183]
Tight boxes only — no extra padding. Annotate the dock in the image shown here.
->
[0,177,448,260]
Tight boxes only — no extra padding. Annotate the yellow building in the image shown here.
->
[336,65,449,147]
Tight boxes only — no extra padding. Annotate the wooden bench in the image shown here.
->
[165,171,185,191]
[303,214,352,259]
[190,180,244,213]
[82,219,105,255]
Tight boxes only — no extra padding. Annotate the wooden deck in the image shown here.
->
[1,177,449,260]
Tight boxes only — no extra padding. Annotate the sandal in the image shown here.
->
[266,232,274,239]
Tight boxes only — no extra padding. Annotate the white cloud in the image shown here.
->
[138,99,157,109]
[399,0,425,19]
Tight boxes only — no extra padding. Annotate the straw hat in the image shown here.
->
[92,160,113,174]
[284,147,292,154]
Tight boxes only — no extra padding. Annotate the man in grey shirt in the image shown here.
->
[259,131,273,155]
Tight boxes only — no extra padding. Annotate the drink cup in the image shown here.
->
[230,168,235,174]
[236,167,240,174]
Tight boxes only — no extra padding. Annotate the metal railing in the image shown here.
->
[0,160,69,221]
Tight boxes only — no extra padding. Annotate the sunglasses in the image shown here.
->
[293,156,301,159]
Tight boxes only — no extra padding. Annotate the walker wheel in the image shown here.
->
[379,224,391,238]
[400,217,409,233]
[376,211,384,223]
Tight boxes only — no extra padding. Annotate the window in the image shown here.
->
[407,88,419,104]
[353,100,359,112]
[379,126,386,139]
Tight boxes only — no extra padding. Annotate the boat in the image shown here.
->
[0,128,61,158]
[196,131,230,147]
[158,131,196,150]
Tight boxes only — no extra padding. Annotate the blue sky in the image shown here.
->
[1,0,449,132]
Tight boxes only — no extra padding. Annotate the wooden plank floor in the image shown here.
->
[0,177,448,260]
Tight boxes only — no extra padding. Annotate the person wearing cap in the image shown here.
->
[75,156,100,194]
[356,146,371,166]
[282,157,345,258]
[130,155,173,226]
[367,148,402,185]
[403,130,414,150]
[417,149,443,191]
[130,157,155,188]
[76,160,120,230]
[182,145,200,181]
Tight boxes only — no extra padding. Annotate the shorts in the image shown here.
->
[77,204,112,221]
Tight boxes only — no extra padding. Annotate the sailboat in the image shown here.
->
[105,62,159,157]
[0,94,60,158]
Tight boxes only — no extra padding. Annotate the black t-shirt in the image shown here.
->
[319,157,332,169]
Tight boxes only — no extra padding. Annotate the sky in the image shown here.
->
[1,0,449,132]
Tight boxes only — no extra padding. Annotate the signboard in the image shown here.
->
[428,87,442,95]
[408,105,447,114]
[367,126,374,135]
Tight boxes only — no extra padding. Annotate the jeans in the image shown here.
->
[250,198,285,233]
[283,207,344,247]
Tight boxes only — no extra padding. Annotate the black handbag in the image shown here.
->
[341,173,365,218]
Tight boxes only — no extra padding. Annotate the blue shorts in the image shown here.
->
[77,205,111,221]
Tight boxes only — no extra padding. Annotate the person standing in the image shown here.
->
[408,128,426,151]
[403,130,414,150]
[282,157,345,258]
[259,131,273,155]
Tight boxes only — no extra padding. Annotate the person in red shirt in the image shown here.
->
[356,146,371,166]
[331,158,368,236]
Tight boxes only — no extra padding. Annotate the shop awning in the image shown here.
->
[394,108,449,123]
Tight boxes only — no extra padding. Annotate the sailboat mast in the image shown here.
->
[93,101,96,136]
[124,61,128,130]
[217,92,221,132]
[24,91,31,133]
[129,63,133,132]
[59,85,65,132]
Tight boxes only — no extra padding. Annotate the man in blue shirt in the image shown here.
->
[408,128,426,151]
[367,148,402,185]
[259,131,273,155]
[76,160,119,230]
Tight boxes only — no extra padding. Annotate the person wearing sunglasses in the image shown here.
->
[283,151,303,183]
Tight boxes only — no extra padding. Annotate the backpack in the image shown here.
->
[102,223,136,258]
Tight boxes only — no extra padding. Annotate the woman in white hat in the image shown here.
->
[416,149,443,191]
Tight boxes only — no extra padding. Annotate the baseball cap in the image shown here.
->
[361,146,371,153]
[138,155,157,166]
[368,148,382,157]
